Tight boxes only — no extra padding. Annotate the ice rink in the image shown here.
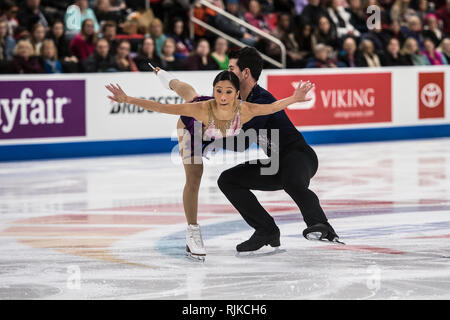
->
[0,138,449,300]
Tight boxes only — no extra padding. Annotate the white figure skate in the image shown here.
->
[186,224,206,262]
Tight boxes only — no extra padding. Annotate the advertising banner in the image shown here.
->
[418,72,445,119]
[0,80,86,139]
[267,73,392,126]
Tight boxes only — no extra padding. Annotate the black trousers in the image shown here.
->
[217,142,328,235]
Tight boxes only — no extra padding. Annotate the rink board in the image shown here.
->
[0,66,449,161]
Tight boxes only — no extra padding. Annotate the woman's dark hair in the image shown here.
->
[213,70,240,91]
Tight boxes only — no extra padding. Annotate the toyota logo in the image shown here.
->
[420,83,442,108]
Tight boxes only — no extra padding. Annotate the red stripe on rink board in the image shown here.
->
[11,214,216,225]
[88,204,298,214]
[407,234,450,239]
[319,245,406,255]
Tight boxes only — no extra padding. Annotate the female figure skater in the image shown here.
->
[105,70,314,261]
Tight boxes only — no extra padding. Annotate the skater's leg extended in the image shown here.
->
[280,147,341,243]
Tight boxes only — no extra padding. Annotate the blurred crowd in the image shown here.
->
[0,0,449,74]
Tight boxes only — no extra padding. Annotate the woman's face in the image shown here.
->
[441,39,450,54]
[213,80,239,108]
[214,38,228,54]
[249,0,260,15]
[17,42,32,58]
[387,39,399,54]
[117,42,130,58]
[279,14,290,30]
[426,17,438,29]
[162,40,175,56]
[52,22,64,38]
[143,38,155,55]
[33,25,46,42]
[406,39,418,53]
[83,20,95,35]
[174,21,183,36]
[318,17,330,33]
[197,40,210,57]
[42,42,55,59]
[363,40,374,53]
[419,0,428,10]
[424,40,434,53]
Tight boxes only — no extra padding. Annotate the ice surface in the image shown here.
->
[0,138,449,299]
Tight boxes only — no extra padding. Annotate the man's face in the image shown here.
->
[96,40,109,57]
[104,26,116,40]
[228,58,244,83]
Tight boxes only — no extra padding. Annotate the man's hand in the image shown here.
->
[293,80,314,103]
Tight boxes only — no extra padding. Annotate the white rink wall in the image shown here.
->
[0,66,449,161]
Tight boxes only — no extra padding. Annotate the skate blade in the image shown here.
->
[235,247,286,258]
[305,232,345,245]
[186,252,205,262]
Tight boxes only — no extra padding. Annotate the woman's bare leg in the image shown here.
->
[177,118,203,225]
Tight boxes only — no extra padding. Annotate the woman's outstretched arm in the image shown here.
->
[241,80,314,122]
[105,83,206,120]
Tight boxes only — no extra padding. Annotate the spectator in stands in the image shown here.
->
[391,0,417,27]
[0,0,19,37]
[338,36,360,67]
[401,15,425,50]
[401,36,429,64]
[415,0,431,21]
[11,39,44,73]
[325,0,361,38]
[65,0,100,38]
[357,38,382,66]
[245,0,273,33]
[94,0,126,25]
[83,37,118,72]
[436,0,450,35]
[101,21,118,55]
[421,37,448,64]
[423,13,443,46]
[438,37,450,61]
[159,37,184,71]
[346,0,368,34]
[381,19,406,48]
[306,43,344,67]
[0,20,15,61]
[268,12,304,67]
[17,0,49,31]
[170,17,193,60]
[133,37,162,71]
[31,23,46,56]
[184,38,219,70]
[40,38,63,73]
[211,36,229,70]
[114,39,138,71]
[300,0,328,26]
[381,37,409,65]
[291,21,314,66]
[150,18,167,58]
[214,0,257,46]
[312,15,339,50]
[46,19,79,72]
[69,18,97,61]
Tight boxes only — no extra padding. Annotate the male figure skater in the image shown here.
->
[217,47,342,252]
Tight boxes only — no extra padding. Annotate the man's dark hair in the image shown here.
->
[229,47,263,81]
[213,70,240,91]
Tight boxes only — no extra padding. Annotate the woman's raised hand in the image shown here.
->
[105,83,128,103]
[293,80,314,103]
